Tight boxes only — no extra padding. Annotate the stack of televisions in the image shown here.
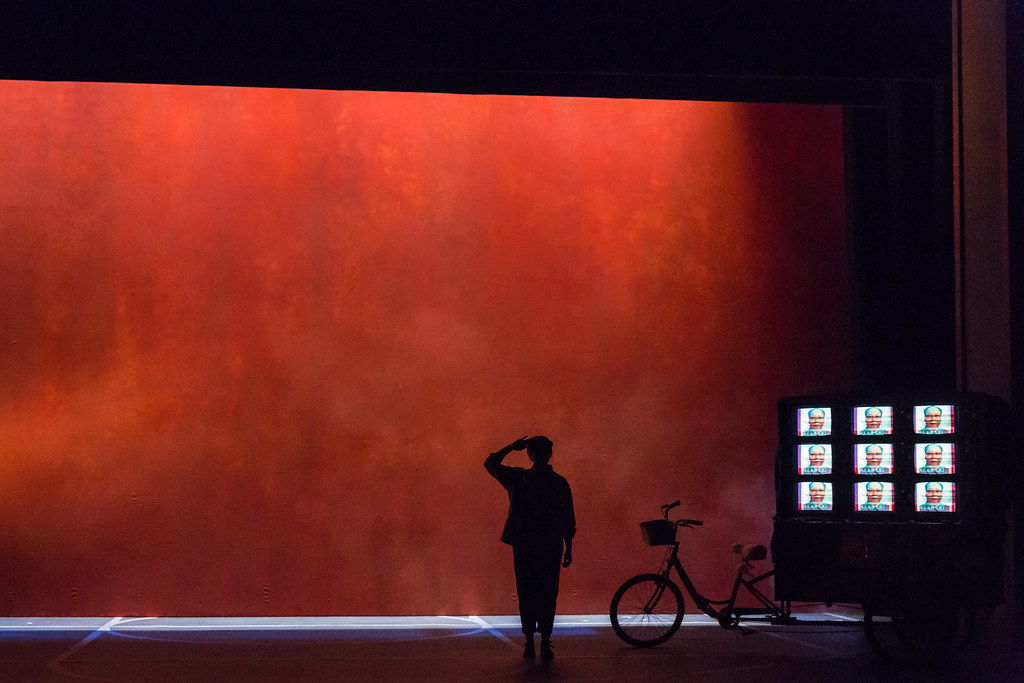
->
[777,392,1012,522]
[772,392,1012,605]
[785,401,958,517]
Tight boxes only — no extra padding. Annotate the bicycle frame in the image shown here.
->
[611,504,861,648]
[659,541,792,627]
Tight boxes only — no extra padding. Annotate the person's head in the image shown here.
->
[866,482,884,504]
[807,409,825,431]
[925,482,943,504]
[526,436,553,466]
[864,408,883,430]
[924,406,943,429]
[808,482,826,503]
[924,444,943,467]
[808,446,826,467]
[865,444,883,467]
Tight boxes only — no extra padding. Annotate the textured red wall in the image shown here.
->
[0,81,849,616]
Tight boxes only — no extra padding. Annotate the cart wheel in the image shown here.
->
[864,603,982,663]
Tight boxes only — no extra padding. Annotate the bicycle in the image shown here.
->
[609,500,793,647]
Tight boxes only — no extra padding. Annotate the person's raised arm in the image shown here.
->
[484,436,530,481]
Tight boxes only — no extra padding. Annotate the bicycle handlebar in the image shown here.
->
[660,501,703,526]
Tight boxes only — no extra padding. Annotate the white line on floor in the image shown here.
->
[465,615,521,650]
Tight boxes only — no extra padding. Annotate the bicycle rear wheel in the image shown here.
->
[610,573,685,647]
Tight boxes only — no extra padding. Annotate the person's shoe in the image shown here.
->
[540,641,554,660]
[523,640,535,659]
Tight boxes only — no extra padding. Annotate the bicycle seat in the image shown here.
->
[731,543,767,562]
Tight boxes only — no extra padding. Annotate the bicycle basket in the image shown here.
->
[639,519,677,546]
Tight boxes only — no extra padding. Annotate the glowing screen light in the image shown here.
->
[915,482,956,512]
[855,481,894,512]
[797,407,832,437]
[0,80,849,616]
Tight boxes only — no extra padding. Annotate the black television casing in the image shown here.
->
[771,392,1013,609]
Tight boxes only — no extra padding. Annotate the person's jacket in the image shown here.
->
[485,455,575,547]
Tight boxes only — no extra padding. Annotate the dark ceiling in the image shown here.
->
[1,1,951,100]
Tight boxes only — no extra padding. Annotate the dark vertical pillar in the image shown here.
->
[953,0,1013,629]
[844,84,955,392]
[1006,0,1024,637]
[953,0,1011,397]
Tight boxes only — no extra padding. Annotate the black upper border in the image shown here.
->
[0,2,951,103]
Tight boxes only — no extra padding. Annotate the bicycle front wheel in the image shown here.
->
[610,573,685,647]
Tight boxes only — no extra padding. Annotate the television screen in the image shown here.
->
[797,481,833,511]
[914,442,956,474]
[913,404,955,435]
[855,481,894,511]
[915,481,956,512]
[797,407,832,437]
[852,405,893,435]
[798,444,833,475]
[854,443,893,474]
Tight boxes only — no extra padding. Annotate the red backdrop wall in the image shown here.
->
[0,81,850,616]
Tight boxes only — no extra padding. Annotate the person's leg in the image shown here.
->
[513,545,538,657]
[536,540,563,659]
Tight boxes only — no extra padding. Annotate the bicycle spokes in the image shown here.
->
[610,574,685,648]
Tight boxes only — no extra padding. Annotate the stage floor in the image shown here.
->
[1,612,1019,681]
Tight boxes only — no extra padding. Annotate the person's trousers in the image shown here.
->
[513,539,563,639]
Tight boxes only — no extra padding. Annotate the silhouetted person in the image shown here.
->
[486,435,575,661]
